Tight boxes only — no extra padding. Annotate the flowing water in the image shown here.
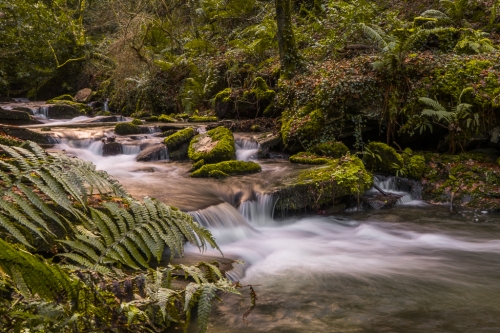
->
[47,122,500,333]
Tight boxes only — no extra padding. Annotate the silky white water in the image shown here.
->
[47,123,500,333]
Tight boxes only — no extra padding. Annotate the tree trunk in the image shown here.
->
[275,0,300,78]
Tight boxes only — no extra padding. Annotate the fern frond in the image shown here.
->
[360,23,387,49]
[197,283,217,333]
[419,97,447,111]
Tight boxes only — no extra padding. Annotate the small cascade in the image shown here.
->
[235,138,260,161]
[143,126,161,134]
[190,203,256,243]
[239,193,275,226]
[122,145,142,155]
[34,106,49,119]
[103,99,109,112]
[364,175,424,209]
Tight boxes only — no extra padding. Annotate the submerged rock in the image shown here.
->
[136,143,168,162]
[102,142,123,156]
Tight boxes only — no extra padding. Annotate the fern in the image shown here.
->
[197,283,217,333]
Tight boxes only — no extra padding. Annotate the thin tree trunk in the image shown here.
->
[275,0,300,78]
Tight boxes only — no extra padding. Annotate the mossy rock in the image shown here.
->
[131,118,143,125]
[402,148,426,179]
[46,101,90,118]
[188,126,236,164]
[158,114,177,123]
[290,152,329,165]
[274,156,373,212]
[281,105,325,152]
[188,116,218,122]
[191,160,262,178]
[308,141,349,158]
[0,108,33,123]
[115,122,141,135]
[364,142,403,173]
[48,94,74,102]
[0,133,24,147]
[164,128,195,151]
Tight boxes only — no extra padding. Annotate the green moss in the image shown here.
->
[158,114,177,123]
[94,111,111,116]
[188,116,218,122]
[281,106,325,150]
[308,141,349,158]
[131,118,143,125]
[214,88,232,103]
[208,170,229,179]
[146,116,159,122]
[290,152,329,165]
[188,126,236,164]
[275,156,373,211]
[191,160,262,178]
[47,100,91,114]
[164,128,195,150]
[130,110,151,118]
[115,122,141,135]
[364,142,403,173]
[48,94,74,102]
[191,159,205,171]
[0,134,24,147]
[413,17,438,28]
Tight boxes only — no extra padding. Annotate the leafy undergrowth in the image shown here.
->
[422,152,500,210]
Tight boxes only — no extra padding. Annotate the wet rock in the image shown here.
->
[102,142,123,156]
[0,125,51,143]
[0,107,39,125]
[47,104,84,119]
[170,143,190,161]
[188,126,235,164]
[255,133,281,158]
[74,88,93,103]
[12,106,34,114]
[136,143,168,162]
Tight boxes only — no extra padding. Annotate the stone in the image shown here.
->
[255,132,281,158]
[136,144,168,162]
[74,88,93,103]
[47,104,83,119]
[0,107,40,125]
[102,142,123,156]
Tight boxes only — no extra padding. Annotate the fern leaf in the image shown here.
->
[419,97,447,112]
[197,283,217,333]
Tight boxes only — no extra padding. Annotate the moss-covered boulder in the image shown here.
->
[402,148,426,179]
[46,101,90,118]
[188,126,235,163]
[290,152,329,165]
[308,141,349,158]
[131,118,143,125]
[274,155,373,212]
[364,142,404,173]
[191,160,261,178]
[158,114,177,123]
[188,116,218,122]
[115,122,141,135]
[0,125,51,144]
[164,128,195,160]
[281,105,325,152]
[49,94,74,102]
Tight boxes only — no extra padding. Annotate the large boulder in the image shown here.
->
[188,126,235,164]
[164,128,195,161]
[190,160,261,178]
[272,155,373,214]
[0,125,51,143]
[46,102,87,119]
[255,132,281,158]
[74,88,93,103]
[136,144,168,162]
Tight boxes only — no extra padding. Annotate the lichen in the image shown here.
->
[191,160,261,178]
[115,122,141,135]
[188,126,236,163]
[164,128,195,151]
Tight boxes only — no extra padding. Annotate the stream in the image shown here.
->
[38,118,500,332]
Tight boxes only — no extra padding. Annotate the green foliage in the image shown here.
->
[115,122,141,135]
[403,150,426,179]
[364,142,404,173]
[164,128,195,151]
[191,160,262,178]
[281,106,325,151]
[308,141,349,158]
[188,127,236,163]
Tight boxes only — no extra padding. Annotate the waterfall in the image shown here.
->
[34,106,49,119]
[122,145,142,155]
[239,193,275,226]
[190,203,256,244]
[370,175,425,207]
[235,138,260,161]
[103,99,109,112]
[143,126,161,134]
